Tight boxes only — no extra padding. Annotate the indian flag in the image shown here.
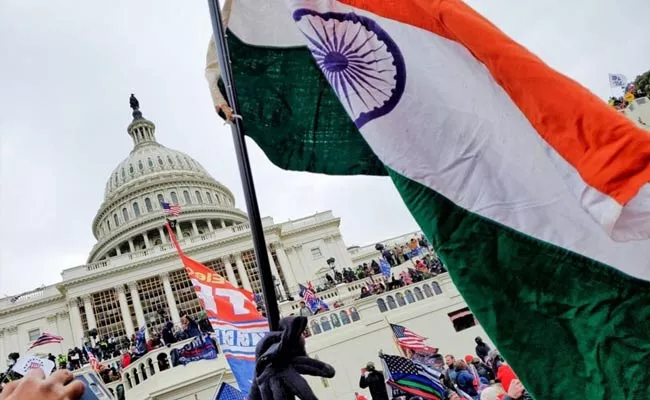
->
[207,1,650,398]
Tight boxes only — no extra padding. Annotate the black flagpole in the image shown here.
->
[206,0,280,331]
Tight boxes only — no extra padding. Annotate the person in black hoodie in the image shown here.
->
[359,362,389,400]
[474,337,490,362]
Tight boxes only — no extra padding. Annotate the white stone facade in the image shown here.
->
[0,104,353,361]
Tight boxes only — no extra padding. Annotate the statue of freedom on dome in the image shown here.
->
[129,93,140,111]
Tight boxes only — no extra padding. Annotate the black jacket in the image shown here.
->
[360,370,389,400]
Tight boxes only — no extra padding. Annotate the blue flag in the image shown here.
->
[299,284,329,313]
[379,258,392,278]
[134,326,147,356]
[214,382,246,400]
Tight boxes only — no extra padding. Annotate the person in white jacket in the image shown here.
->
[204,0,235,122]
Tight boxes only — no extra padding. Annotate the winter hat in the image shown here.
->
[464,355,474,363]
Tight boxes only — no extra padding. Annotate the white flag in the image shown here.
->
[11,356,55,377]
[608,73,628,88]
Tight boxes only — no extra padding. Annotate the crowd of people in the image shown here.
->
[1,310,216,392]
[608,82,648,111]
[356,338,532,400]
[312,235,437,293]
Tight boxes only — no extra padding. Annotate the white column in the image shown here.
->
[267,248,287,299]
[160,272,181,325]
[116,246,122,256]
[294,244,309,270]
[115,286,135,336]
[158,227,167,243]
[275,244,299,295]
[176,223,183,239]
[55,312,74,351]
[68,298,85,345]
[333,234,353,268]
[143,233,151,249]
[192,221,199,236]
[234,252,252,291]
[46,315,64,354]
[207,220,214,232]
[222,256,238,287]
[129,283,146,330]
[82,295,97,330]
[128,240,135,253]
[6,327,19,356]
[221,220,226,229]
[0,329,6,365]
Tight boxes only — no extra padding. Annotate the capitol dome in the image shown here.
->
[88,96,248,262]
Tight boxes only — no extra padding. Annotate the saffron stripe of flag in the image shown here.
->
[206,1,650,399]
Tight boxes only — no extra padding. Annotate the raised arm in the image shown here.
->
[204,0,234,120]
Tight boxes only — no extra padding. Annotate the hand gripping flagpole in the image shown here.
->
[207,0,281,331]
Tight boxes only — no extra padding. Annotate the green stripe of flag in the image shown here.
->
[225,30,385,176]
[386,167,650,399]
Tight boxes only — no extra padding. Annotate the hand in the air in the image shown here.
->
[0,369,85,400]
[216,103,234,122]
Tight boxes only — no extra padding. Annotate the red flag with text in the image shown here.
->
[165,221,267,395]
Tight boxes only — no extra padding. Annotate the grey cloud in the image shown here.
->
[1,0,648,295]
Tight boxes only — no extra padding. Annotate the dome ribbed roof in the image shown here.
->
[103,144,213,200]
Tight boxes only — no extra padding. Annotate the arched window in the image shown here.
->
[310,320,322,335]
[145,198,153,212]
[423,284,433,298]
[340,310,351,324]
[170,192,179,204]
[414,287,424,301]
[157,194,164,206]
[129,164,134,174]
[349,307,360,321]
[138,160,144,171]
[320,316,332,331]
[183,190,192,204]
[432,282,443,295]
[158,156,164,166]
[387,296,397,309]
[133,202,140,217]
[215,194,221,205]
[167,156,174,166]
[377,298,388,313]
[122,208,129,222]
[206,192,213,204]
[147,158,153,168]
[330,313,341,328]
[405,290,416,304]
[107,220,111,230]
[395,292,406,307]
[195,191,203,204]
[121,168,126,179]
[114,214,119,226]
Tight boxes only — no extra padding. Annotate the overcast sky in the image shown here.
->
[0,0,648,296]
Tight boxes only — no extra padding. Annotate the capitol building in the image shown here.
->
[0,103,491,399]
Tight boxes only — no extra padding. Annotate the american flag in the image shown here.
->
[85,346,102,372]
[27,332,64,350]
[161,201,181,216]
[299,284,329,313]
[380,353,446,400]
[391,323,433,352]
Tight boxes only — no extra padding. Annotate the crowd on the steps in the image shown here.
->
[357,337,533,400]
